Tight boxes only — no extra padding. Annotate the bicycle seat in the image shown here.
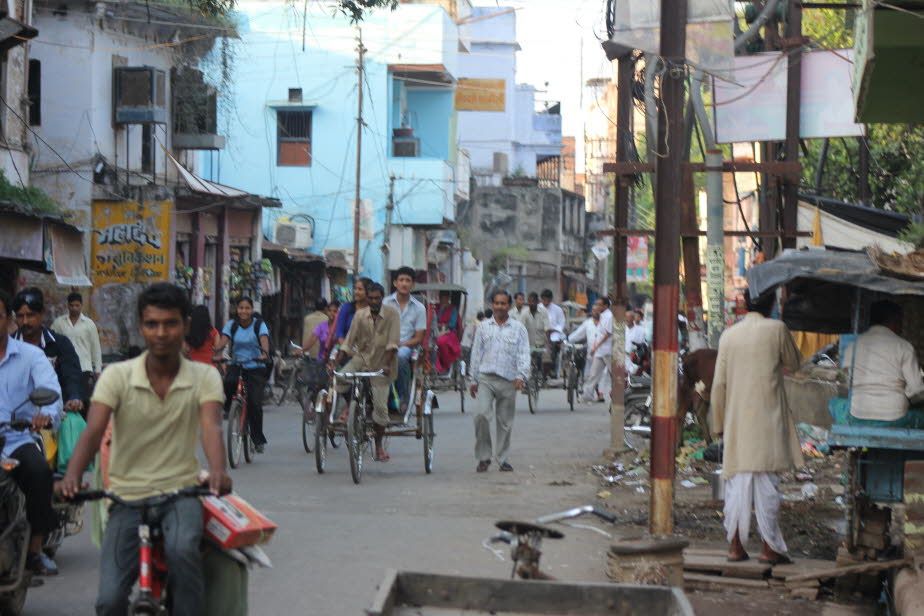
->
[495,520,563,539]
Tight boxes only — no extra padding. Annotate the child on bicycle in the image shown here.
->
[56,283,231,616]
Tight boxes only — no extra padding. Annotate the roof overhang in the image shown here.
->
[262,240,324,264]
[168,152,280,211]
[389,64,456,88]
[0,17,37,52]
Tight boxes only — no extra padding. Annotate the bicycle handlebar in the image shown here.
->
[0,420,33,432]
[69,485,213,507]
[332,369,384,379]
[534,505,619,525]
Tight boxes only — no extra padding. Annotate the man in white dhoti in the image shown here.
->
[711,288,802,564]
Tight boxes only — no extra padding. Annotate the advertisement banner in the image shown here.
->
[455,79,506,112]
[92,201,171,284]
[627,236,649,282]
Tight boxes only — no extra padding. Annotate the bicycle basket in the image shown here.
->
[300,359,328,387]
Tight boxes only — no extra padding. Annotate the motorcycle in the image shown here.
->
[0,387,60,616]
[624,342,652,428]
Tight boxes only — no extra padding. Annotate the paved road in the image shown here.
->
[22,386,615,615]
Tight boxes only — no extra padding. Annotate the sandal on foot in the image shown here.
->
[758,553,793,565]
[374,450,391,462]
[726,553,750,562]
[476,460,490,473]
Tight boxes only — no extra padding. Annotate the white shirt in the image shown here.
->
[625,323,647,373]
[545,302,566,342]
[849,325,924,421]
[51,313,102,373]
[593,309,614,358]
[568,317,597,345]
[469,316,531,382]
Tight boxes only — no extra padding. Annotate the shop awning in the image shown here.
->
[166,151,281,209]
[0,202,90,285]
[262,241,324,263]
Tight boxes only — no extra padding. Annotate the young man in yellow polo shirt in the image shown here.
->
[56,283,231,616]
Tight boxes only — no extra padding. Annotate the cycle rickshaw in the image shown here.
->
[414,283,469,413]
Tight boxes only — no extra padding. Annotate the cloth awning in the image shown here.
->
[50,225,91,286]
[0,204,90,284]
[797,201,912,254]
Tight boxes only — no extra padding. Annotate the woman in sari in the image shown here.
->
[435,291,461,374]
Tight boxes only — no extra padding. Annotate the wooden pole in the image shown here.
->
[610,52,633,454]
[650,0,686,536]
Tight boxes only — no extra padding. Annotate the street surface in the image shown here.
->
[22,388,615,615]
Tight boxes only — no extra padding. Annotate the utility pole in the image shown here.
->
[382,173,395,282]
[705,149,725,348]
[651,0,686,536]
[609,51,633,455]
[782,0,802,250]
[353,28,365,276]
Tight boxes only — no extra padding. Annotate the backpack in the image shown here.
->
[229,317,274,366]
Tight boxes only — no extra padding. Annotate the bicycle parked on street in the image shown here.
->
[218,360,253,469]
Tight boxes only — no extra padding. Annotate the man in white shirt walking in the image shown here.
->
[52,292,102,415]
[510,292,527,322]
[625,309,647,375]
[849,300,924,423]
[580,296,613,403]
[540,289,566,378]
[469,291,530,473]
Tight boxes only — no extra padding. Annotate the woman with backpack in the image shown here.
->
[213,297,271,453]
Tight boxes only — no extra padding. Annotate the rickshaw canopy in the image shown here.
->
[747,248,924,334]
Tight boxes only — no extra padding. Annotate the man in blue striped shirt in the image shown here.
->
[0,289,63,576]
[468,290,530,473]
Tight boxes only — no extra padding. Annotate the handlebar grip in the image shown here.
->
[71,490,108,503]
[592,505,619,524]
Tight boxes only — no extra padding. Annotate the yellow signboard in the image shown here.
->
[91,200,171,284]
[455,78,506,112]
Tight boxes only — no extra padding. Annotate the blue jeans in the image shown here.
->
[396,346,413,407]
[97,495,204,616]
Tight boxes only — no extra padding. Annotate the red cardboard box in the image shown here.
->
[202,494,277,549]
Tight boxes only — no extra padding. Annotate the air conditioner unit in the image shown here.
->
[114,66,167,124]
[274,221,313,250]
[323,248,356,270]
[392,137,420,158]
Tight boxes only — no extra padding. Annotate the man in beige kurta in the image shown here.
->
[711,289,802,564]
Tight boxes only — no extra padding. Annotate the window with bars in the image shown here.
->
[277,110,312,166]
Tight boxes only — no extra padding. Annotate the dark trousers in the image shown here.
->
[10,443,55,538]
[224,365,268,446]
[81,371,95,420]
[96,496,204,616]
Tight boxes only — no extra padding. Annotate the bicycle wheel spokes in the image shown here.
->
[302,392,316,454]
[227,399,244,469]
[346,397,364,484]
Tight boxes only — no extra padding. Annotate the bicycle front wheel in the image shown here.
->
[346,398,365,484]
[315,403,328,474]
[301,391,316,454]
[422,414,434,474]
[227,399,244,469]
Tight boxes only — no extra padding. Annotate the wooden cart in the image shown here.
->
[367,570,695,616]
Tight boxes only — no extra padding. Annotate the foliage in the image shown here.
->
[335,0,399,23]
[899,223,924,250]
[0,170,61,214]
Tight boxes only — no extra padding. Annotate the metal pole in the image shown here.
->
[650,0,686,536]
[680,169,706,350]
[782,0,802,250]
[382,173,395,283]
[610,52,633,455]
[353,28,365,276]
[705,149,724,348]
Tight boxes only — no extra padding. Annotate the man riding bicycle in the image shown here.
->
[337,283,400,462]
[56,283,231,616]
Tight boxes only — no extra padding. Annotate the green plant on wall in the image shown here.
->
[0,170,61,214]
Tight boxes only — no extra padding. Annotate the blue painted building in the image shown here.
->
[201,0,473,284]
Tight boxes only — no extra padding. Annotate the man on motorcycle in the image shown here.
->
[12,288,84,415]
[56,283,231,616]
[0,290,63,577]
